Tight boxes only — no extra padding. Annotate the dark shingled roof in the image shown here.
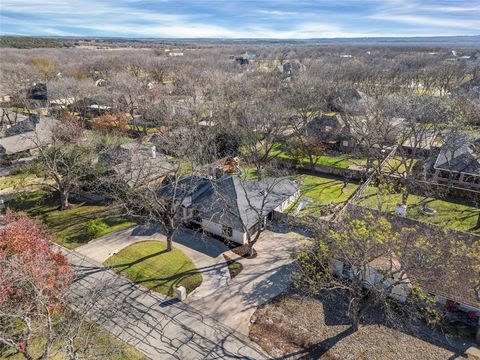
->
[434,135,480,176]
[160,175,299,231]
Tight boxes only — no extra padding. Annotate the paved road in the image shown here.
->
[76,226,231,299]
[63,248,267,360]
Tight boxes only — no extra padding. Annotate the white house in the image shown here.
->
[160,175,300,244]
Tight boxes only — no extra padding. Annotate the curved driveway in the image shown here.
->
[76,226,231,299]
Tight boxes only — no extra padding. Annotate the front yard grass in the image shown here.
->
[104,241,203,296]
[8,190,136,249]
[356,187,480,234]
[1,317,147,360]
[293,175,359,216]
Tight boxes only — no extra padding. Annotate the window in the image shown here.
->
[222,225,233,238]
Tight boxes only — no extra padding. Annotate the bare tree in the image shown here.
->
[294,213,480,333]
[35,121,94,209]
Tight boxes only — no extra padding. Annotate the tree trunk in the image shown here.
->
[60,190,69,210]
[247,244,254,257]
[349,297,361,332]
[308,154,315,171]
[166,231,174,252]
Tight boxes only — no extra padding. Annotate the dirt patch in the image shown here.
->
[249,292,473,360]
[223,254,243,279]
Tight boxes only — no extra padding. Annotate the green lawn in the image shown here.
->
[357,187,480,235]
[272,144,367,169]
[8,190,136,249]
[104,241,203,296]
[2,318,147,360]
[383,157,420,174]
[0,173,36,190]
[293,175,359,216]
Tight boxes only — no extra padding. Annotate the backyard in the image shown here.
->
[104,241,203,296]
[0,173,37,190]
[272,144,367,169]
[356,187,480,234]
[8,190,136,249]
[292,175,359,216]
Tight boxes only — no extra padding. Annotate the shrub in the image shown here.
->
[86,219,109,239]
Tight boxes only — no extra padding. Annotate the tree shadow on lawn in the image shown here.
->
[107,249,169,271]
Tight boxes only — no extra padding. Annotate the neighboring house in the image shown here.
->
[331,253,480,330]
[234,52,257,66]
[161,175,299,244]
[401,130,443,156]
[27,83,48,101]
[303,113,355,150]
[432,134,480,190]
[0,116,57,158]
[102,142,175,188]
[277,61,306,76]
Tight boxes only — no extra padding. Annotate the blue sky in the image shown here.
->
[1,0,479,38]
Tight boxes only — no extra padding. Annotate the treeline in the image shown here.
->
[0,36,73,49]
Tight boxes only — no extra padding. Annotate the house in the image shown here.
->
[432,134,480,190]
[401,130,443,156]
[102,142,174,188]
[160,175,299,244]
[302,113,355,150]
[234,52,257,66]
[328,211,480,338]
[27,83,48,101]
[277,61,306,76]
[0,116,58,158]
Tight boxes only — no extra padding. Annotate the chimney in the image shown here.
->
[148,145,156,158]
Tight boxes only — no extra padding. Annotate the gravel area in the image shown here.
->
[249,292,475,360]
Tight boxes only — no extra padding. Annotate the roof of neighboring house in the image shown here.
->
[0,117,58,155]
[105,142,174,187]
[160,175,299,231]
[304,113,347,140]
[434,134,480,176]
[27,83,48,101]
[344,205,480,310]
[402,130,443,151]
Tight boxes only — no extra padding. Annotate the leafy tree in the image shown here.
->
[0,211,73,359]
[91,113,129,135]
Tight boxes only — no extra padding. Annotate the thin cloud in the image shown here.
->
[1,0,479,38]
[257,10,299,16]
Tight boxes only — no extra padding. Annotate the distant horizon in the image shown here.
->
[1,34,479,41]
[1,1,479,39]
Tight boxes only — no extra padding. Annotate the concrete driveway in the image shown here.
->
[186,227,306,335]
[76,226,231,299]
[76,223,306,336]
